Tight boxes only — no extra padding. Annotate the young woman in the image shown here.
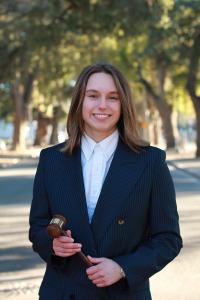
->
[29,63,182,300]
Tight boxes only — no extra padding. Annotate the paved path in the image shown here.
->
[0,150,199,300]
[151,155,200,300]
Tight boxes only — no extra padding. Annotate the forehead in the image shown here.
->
[86,72,118,92]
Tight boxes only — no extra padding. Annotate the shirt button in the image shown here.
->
[118,219,125,225]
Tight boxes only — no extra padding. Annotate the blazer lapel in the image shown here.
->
[90,140,148,243]
[57,147,98,256]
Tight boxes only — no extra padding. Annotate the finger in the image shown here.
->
[88,272,104,281]
[86,265,101,275]
[53,239,73,247]
[96,283,107,288]
[56,244,82,252]
[53,243,82,254]
[54,246,82,254]
[66,230,72,238]
[57,236,74,243]
[54,244,82,255]
[55,239,81,249]
[92,278,106,285]
[55,250,81,256]
[61,242,82,249]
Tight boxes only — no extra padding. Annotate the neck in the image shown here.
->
[84,129,116,142]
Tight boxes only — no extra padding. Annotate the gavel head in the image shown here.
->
[47,214,67,238]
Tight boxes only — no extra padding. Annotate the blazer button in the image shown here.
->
[118,219,125,225]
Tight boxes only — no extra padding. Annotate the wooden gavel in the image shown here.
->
[47,214,93,267]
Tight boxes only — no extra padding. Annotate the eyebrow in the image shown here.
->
[85,89,119,94]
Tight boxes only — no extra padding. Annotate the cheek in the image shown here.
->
[113,103,121,118]
[82,102,92,121]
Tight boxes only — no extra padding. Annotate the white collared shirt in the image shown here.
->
[81,130,119,223]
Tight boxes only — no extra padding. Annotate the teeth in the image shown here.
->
[94,114,110,119]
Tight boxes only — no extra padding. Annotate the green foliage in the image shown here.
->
[0,0,199,121]
[0,83,13,120]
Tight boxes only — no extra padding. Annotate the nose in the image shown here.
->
[98,97,107,109]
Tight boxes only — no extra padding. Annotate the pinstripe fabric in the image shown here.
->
[29,139,182,300]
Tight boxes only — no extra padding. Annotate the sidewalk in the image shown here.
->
[1,146,200,176]
[0,147,40,171]
[166,150,200,179]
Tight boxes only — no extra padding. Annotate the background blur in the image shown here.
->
[0,1,199,299]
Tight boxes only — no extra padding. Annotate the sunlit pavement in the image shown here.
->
[0,151,199,300]
[0,156,43,300]
[151,155,200,300]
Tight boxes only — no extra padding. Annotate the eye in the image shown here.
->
[108,96,119,101]
[88,94,98,99]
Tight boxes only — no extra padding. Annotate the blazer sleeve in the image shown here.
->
[29,150,54,263]
[29,150,70,269]
[113,150,183,291]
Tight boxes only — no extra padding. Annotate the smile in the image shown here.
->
[93,114,111,119]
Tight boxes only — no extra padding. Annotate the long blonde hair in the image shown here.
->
[63,63,149,154]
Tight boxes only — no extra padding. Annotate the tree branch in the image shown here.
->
[137,65,161,104]
[23,65,39,105]
[0,46,22,80]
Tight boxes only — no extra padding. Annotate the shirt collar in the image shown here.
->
[81,130,119,162]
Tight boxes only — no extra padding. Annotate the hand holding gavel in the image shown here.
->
[47,215,93,267]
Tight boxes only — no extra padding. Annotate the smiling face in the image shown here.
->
[82,72,121,141]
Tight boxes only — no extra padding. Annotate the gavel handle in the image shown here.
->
[61,230,93,267]
[78,251,93,267]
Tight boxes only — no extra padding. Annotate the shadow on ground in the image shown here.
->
[0,176,34,205]
[0,246,44,272]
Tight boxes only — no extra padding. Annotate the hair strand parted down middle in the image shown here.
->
[63,62,149,154]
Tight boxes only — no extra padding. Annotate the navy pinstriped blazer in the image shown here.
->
[29,139,182,300]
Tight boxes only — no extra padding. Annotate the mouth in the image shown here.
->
[93,113,111,120]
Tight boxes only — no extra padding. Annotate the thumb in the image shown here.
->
[66,230,72,238]
[87,256,105,263]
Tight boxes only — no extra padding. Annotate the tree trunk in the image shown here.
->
[186,32,200,157]
[11,81,27,151]
[138,66,175,149]
[195,106,200,157]
[49,106,60,144]
[34,111,51,146]
[152,122,158,145]
[12,117,27,151]
[159,103,175,148]
[11,67,38,150]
